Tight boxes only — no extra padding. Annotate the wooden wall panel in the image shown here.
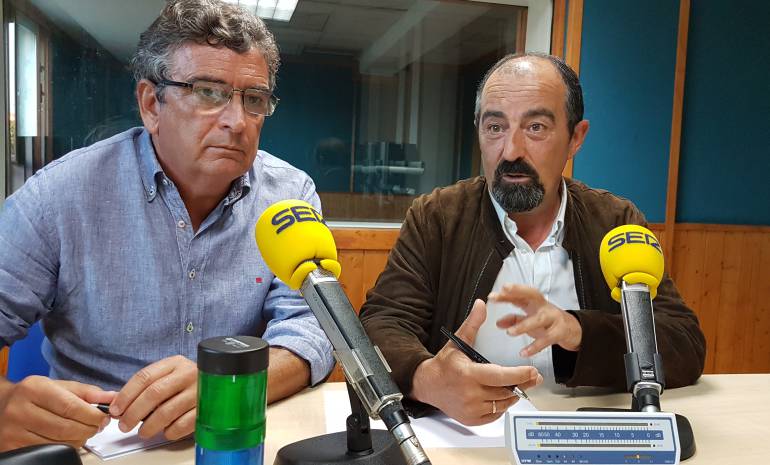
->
[668,226,770,375]
[699,231,725,373]
[672,229,707,312]
[752,233,770,372]
[362,251,390,298]
[713,232,745,372]
[338,251,365,312]
[737,232,765,371]
[332,228,399,251]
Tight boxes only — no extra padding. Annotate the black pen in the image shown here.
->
[440,326,530,401]
[93,403,153,422]
[94,403,112,415]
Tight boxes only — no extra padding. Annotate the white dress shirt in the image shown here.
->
[473,180,580,385]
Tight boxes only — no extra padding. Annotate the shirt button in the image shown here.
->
[185,322,194,333]
[162,178,169,186]
[188,269,196,279]
[177,220,186,229]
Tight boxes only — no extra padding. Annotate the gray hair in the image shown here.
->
[130,0,280,95]
[473,52,584,135]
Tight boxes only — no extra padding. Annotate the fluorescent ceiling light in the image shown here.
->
[225,0,298,22]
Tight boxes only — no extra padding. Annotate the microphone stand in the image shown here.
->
[273,379,406,465]
[579,281,696,460]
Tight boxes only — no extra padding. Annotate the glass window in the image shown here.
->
[3,0,546,223]
[4,0,141,194]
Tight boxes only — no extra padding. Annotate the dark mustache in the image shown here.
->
[495,159,539,179]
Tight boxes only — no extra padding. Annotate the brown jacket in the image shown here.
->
[360,177,705,406]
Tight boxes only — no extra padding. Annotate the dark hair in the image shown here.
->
[130,0,280,94]
[474,52,584,135]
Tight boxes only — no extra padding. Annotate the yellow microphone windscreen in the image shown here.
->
[599,225,664,302]
[254,200,341,290]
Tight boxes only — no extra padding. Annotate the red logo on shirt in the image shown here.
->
[255,277,263,284]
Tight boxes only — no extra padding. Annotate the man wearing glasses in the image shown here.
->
[0,0,333,451]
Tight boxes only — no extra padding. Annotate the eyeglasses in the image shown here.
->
[154,79,279,116]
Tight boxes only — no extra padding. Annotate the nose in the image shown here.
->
[502,127,528,161]
[218,91,248,133]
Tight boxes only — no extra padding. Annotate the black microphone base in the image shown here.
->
[0,444,82,465]
[273,429,406,465]
[576,407,696,461]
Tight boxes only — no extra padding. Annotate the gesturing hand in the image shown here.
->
[490,284,582,357]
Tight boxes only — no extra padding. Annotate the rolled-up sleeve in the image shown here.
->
[261,277,334,385]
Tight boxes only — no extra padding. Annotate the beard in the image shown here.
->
[491,158,545,213]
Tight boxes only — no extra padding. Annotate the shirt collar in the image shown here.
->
[137,129,164,202]
[224,174,251,206]
[490,178,569,248]
[137,128,252,205]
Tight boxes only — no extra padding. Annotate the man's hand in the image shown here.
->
[109,355,197,440]
[411,299,542,426]
[0,376,114,452]
[490,284,582,357]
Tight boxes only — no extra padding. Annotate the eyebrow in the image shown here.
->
[480,107,556,124]
[190,75,271,93]
[189,75,228,85]
[522,107,556,122]
[480,110,506,123]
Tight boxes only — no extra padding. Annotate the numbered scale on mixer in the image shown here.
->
[505,411,680,465]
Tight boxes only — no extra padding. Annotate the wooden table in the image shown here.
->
[81,374,770,464]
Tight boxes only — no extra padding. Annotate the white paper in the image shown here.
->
[323,390,537,448]
[85,419,175,460]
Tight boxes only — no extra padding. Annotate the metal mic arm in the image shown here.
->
[300,269,402,419]
[619,281,666,412]
[300,268,432,465]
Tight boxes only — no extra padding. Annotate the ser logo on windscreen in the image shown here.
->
[607,231,662,253]
[272,206,325,234]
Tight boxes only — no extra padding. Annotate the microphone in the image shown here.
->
[255,200,431,465]
[599,225,666,412]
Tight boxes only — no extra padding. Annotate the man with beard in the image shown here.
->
[359,53,705,426]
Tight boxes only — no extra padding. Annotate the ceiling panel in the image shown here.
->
[25,0,524,69]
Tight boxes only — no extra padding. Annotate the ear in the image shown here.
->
[136,79,161,135]
[567,119,590,160]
